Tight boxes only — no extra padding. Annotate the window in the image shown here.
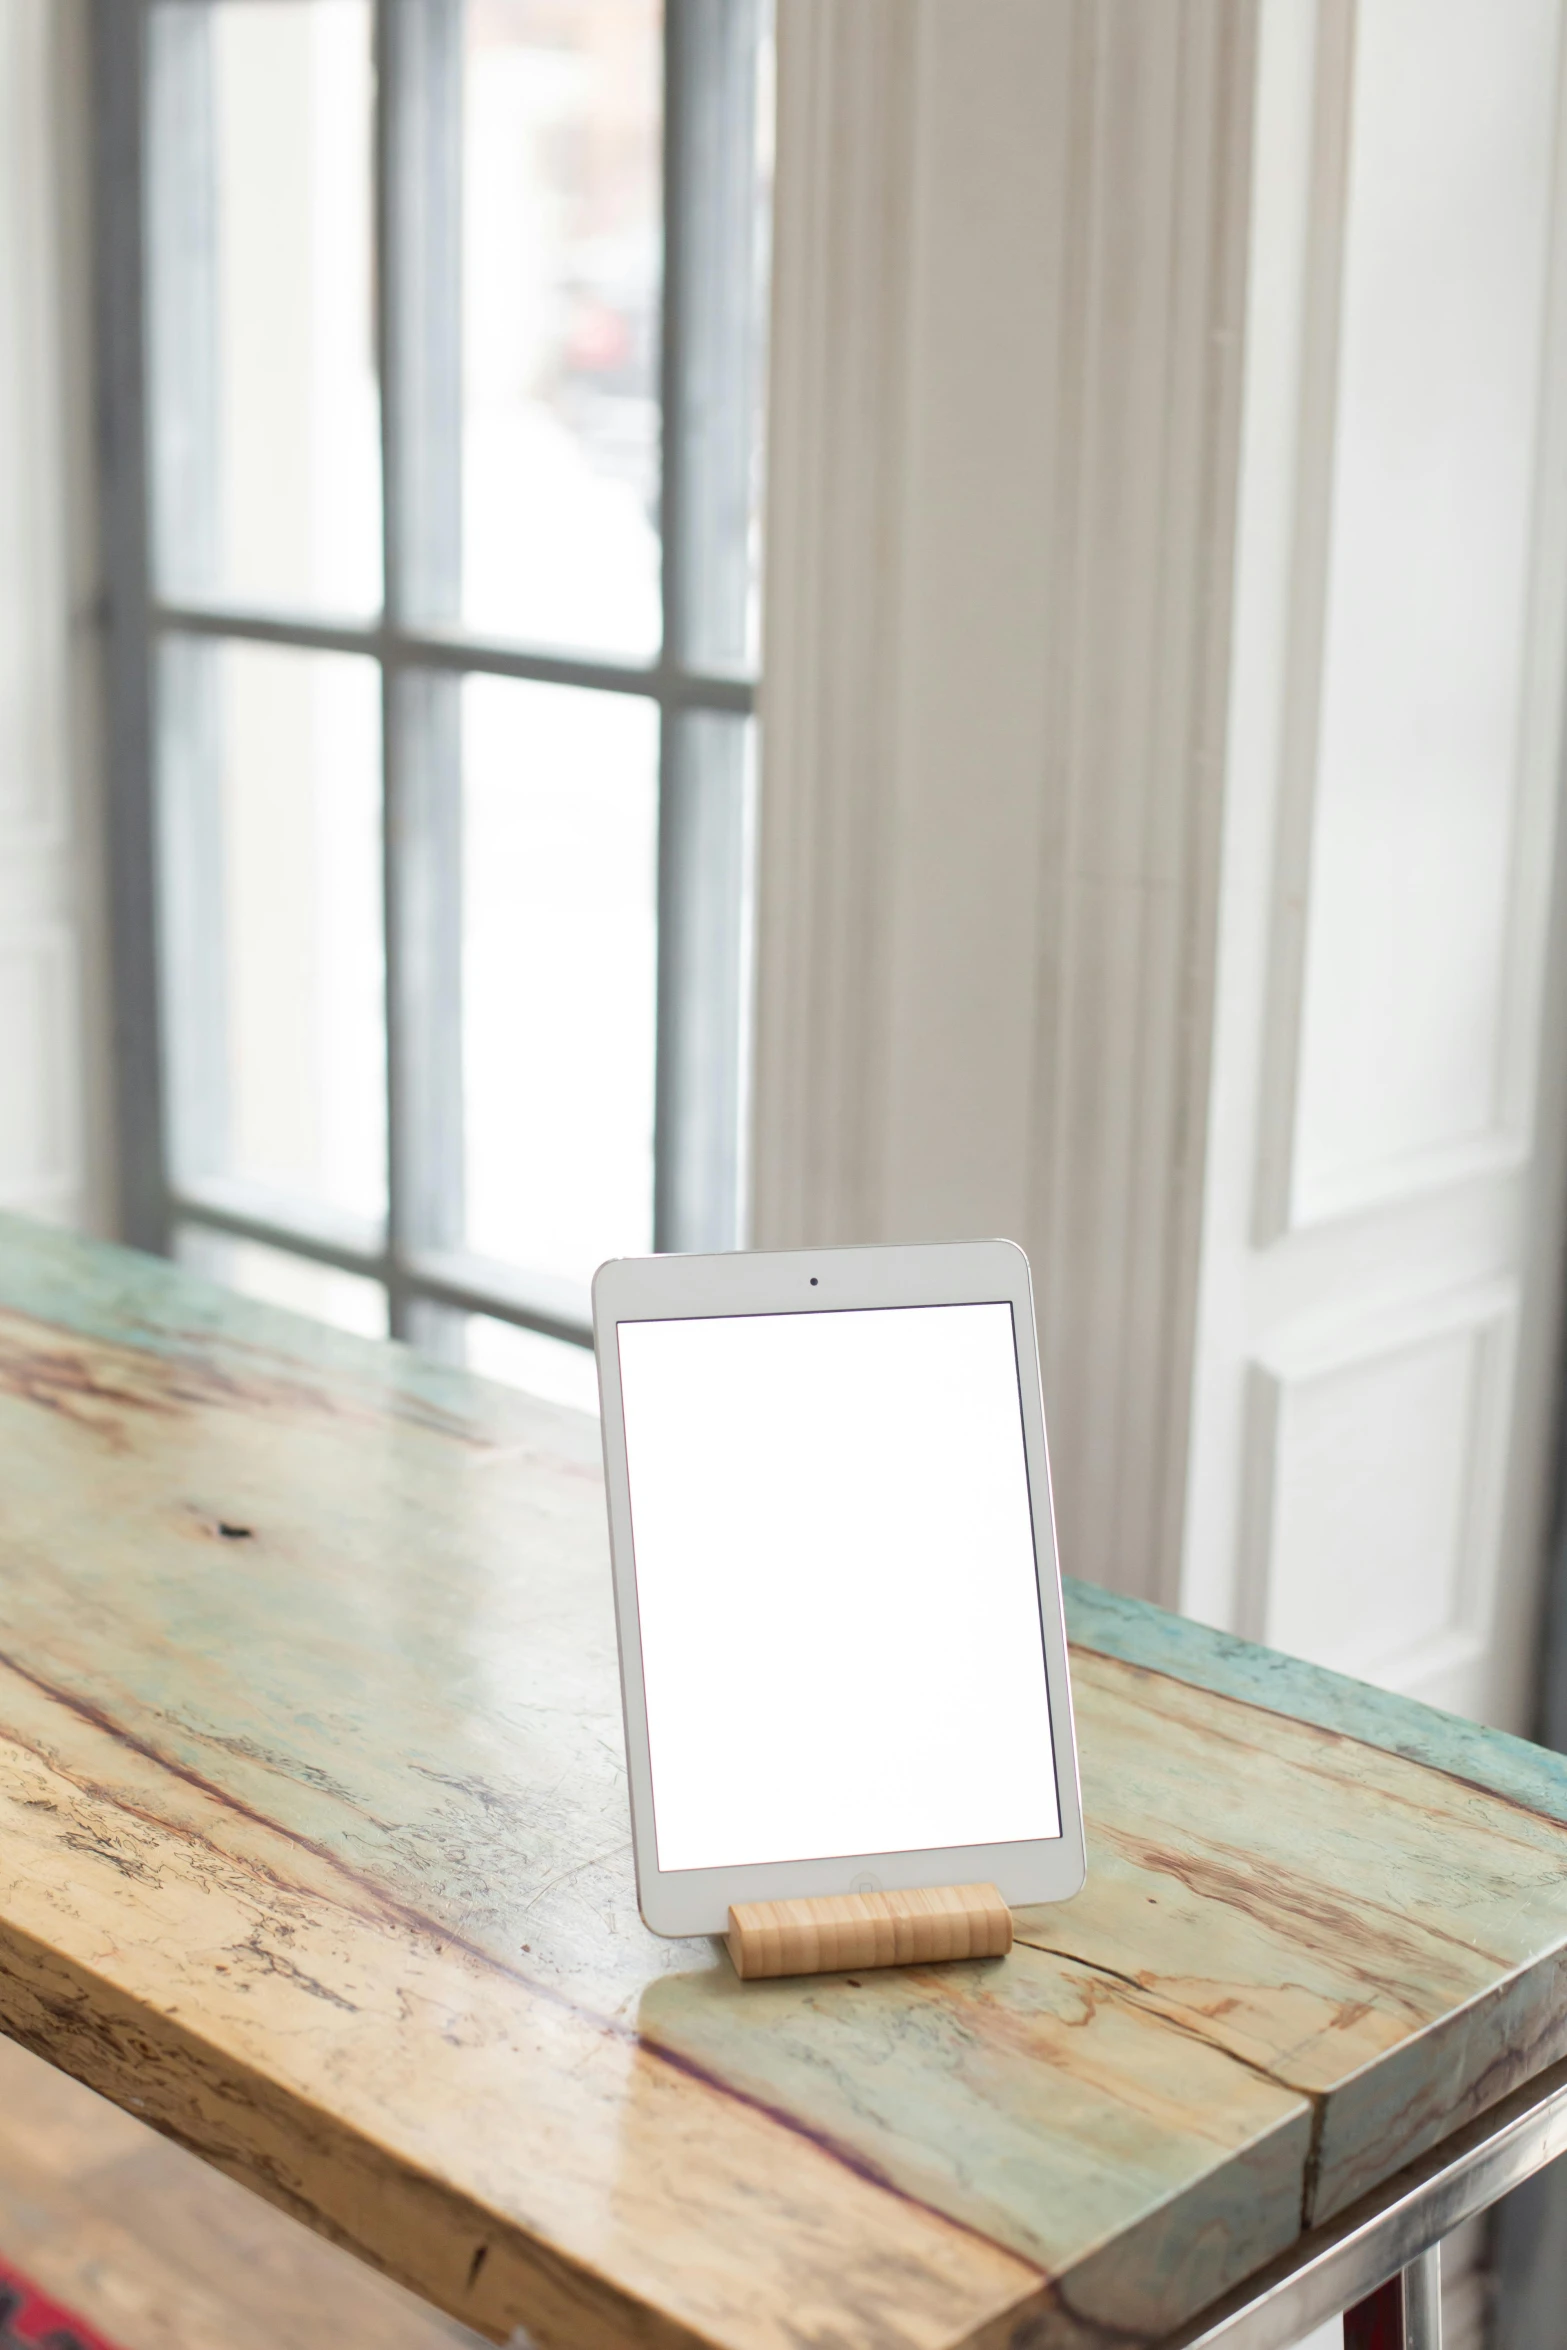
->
[93,0,771,1404]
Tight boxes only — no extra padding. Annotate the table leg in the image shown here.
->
[1343,2246,1442,2350]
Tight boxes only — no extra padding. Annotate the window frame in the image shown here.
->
[90,0,765,1355]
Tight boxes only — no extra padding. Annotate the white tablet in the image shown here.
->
[592,1239,1085,1937]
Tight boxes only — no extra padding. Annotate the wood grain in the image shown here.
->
[0,2035,483,2350]
[726,1886,1012,1980]
[0,1216,1564,2350]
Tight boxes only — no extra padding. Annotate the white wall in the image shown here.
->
[0,0,108,1235]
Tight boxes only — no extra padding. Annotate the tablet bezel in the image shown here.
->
[592,1238,1086,1938]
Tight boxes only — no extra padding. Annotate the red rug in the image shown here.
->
[0,2256,126,2350]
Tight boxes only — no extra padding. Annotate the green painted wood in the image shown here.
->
[1064,1575,1567,1828]
[0,1214,1564,2350]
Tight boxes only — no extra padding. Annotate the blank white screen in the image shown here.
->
[617,1301,1061,1873]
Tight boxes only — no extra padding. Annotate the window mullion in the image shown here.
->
[654,0,765,1256]
[141,6,231,1226]
[663,0,765,675]
[378,0,466,1341]
[654,707,752,1254]
[94,0,168,1255]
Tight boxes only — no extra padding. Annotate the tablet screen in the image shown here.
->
[616,1300,1062,1873]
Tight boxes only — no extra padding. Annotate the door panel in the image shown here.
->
[1243,1287,1515,1708]
[1289,0,1561,1227]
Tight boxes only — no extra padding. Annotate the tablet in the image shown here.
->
[592,1239,1085,1937]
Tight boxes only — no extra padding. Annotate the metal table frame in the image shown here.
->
[1159,2054,1567,2350]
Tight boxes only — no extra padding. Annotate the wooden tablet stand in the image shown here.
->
[726,1882,1012,1981]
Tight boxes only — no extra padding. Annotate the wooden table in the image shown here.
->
[2,1216,1567,2350]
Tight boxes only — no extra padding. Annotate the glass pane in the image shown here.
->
[462,675,658,1281]
[466,1314,601,1412]
[159,637,386,1224]
[147,0,381,616]
[462,0,662,656]
[177,1227,388,1339]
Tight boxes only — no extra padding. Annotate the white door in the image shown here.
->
[1184,0,1567,1760]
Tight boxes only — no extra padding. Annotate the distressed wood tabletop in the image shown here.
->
[1,1217,1566,2350]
